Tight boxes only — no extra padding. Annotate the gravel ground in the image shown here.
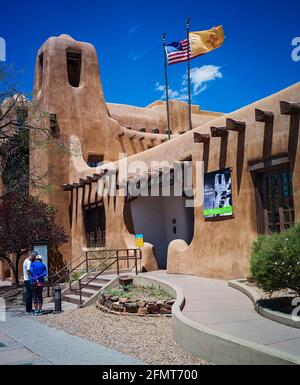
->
[38,305,208,365]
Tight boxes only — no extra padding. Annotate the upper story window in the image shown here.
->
[67,50,81,87]
[87,154,104,168]
[38,53,44,89]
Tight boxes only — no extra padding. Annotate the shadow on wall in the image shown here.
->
[124,195,194,269]
[48,246,67,277]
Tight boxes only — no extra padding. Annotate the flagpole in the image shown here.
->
[162,33,171,141]
[186,17,192,131]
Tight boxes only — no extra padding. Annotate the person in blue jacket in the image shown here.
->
[30,255,47,316]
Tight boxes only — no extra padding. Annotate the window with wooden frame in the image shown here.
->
[250,155,295,235]
[85,205,106,248]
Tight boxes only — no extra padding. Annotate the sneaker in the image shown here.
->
[38,310,43,315]
[33,310,39,316]
[25,311,32,315]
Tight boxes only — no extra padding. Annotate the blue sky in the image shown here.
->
[1,0,299,113]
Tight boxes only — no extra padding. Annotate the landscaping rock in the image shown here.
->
[110,296,119,303]
[112,303,124,312]
[166,300,175,306]
[119,277,133,287]
[136,301,146,308]
[119,298,128,304]
[124,303,139,313]
[160,307,172,315]
[147,304,160,314]
[137,308,148,316]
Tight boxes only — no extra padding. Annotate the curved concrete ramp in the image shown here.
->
[141,271,300,365]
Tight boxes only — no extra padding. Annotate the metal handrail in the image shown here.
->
[47,248,142,300]
[68,250,117,292]
[77,249,142,305]
[47,249,110,296]
[48,251,87,281]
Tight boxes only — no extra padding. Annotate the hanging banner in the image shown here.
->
[204,168,233,218]
[135,234,144,248]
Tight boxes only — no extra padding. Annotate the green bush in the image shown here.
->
[250,224,300,295]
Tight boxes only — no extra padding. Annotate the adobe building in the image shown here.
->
[1,34,299,281]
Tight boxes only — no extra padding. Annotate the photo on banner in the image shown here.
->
[204,168,233,218]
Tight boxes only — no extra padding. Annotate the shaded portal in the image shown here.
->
[125,194,194,269]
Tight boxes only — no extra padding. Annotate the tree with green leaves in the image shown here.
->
[0,193,68,285]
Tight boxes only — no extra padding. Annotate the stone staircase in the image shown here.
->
[48,248,142,307]
[62,274,112,307]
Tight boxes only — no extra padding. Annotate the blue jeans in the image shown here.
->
[31,286,43,306]
[24,281,32,313]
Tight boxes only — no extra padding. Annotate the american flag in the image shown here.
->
[165,39,192,65]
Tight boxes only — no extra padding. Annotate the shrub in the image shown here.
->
[250,224,300,295]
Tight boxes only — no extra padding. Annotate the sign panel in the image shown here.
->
[204,168,233,218]
[135,234,144,248]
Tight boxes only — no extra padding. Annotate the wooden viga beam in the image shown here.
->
[210,126,228,137]
[93,174,101,182]
[62,184,73,191]
[255,108,274,123]
[79,178,88,187]
[152,129,160,134]
[193,132,210,143]
[280,101,300,116]
[226,118,246,132]
[62,170,108,190]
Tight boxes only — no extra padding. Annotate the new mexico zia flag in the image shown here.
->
[189,25,224,59]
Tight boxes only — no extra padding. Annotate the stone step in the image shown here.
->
[82,288,99,295]
[83,282,104,291]
[85,276,111,285]
[63,294,90,305]
[67,288,98,298]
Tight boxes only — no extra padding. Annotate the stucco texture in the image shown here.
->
[30,34,300,279]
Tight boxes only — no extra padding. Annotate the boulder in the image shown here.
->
[124,303,139,313]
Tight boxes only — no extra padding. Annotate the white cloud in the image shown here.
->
[188,65,223,95]
[155,82,186,101]
[155,65,223,101]
[129,25,139,34]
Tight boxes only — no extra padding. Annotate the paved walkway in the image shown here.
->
[0,310,142,365]
[142,271,300,358]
